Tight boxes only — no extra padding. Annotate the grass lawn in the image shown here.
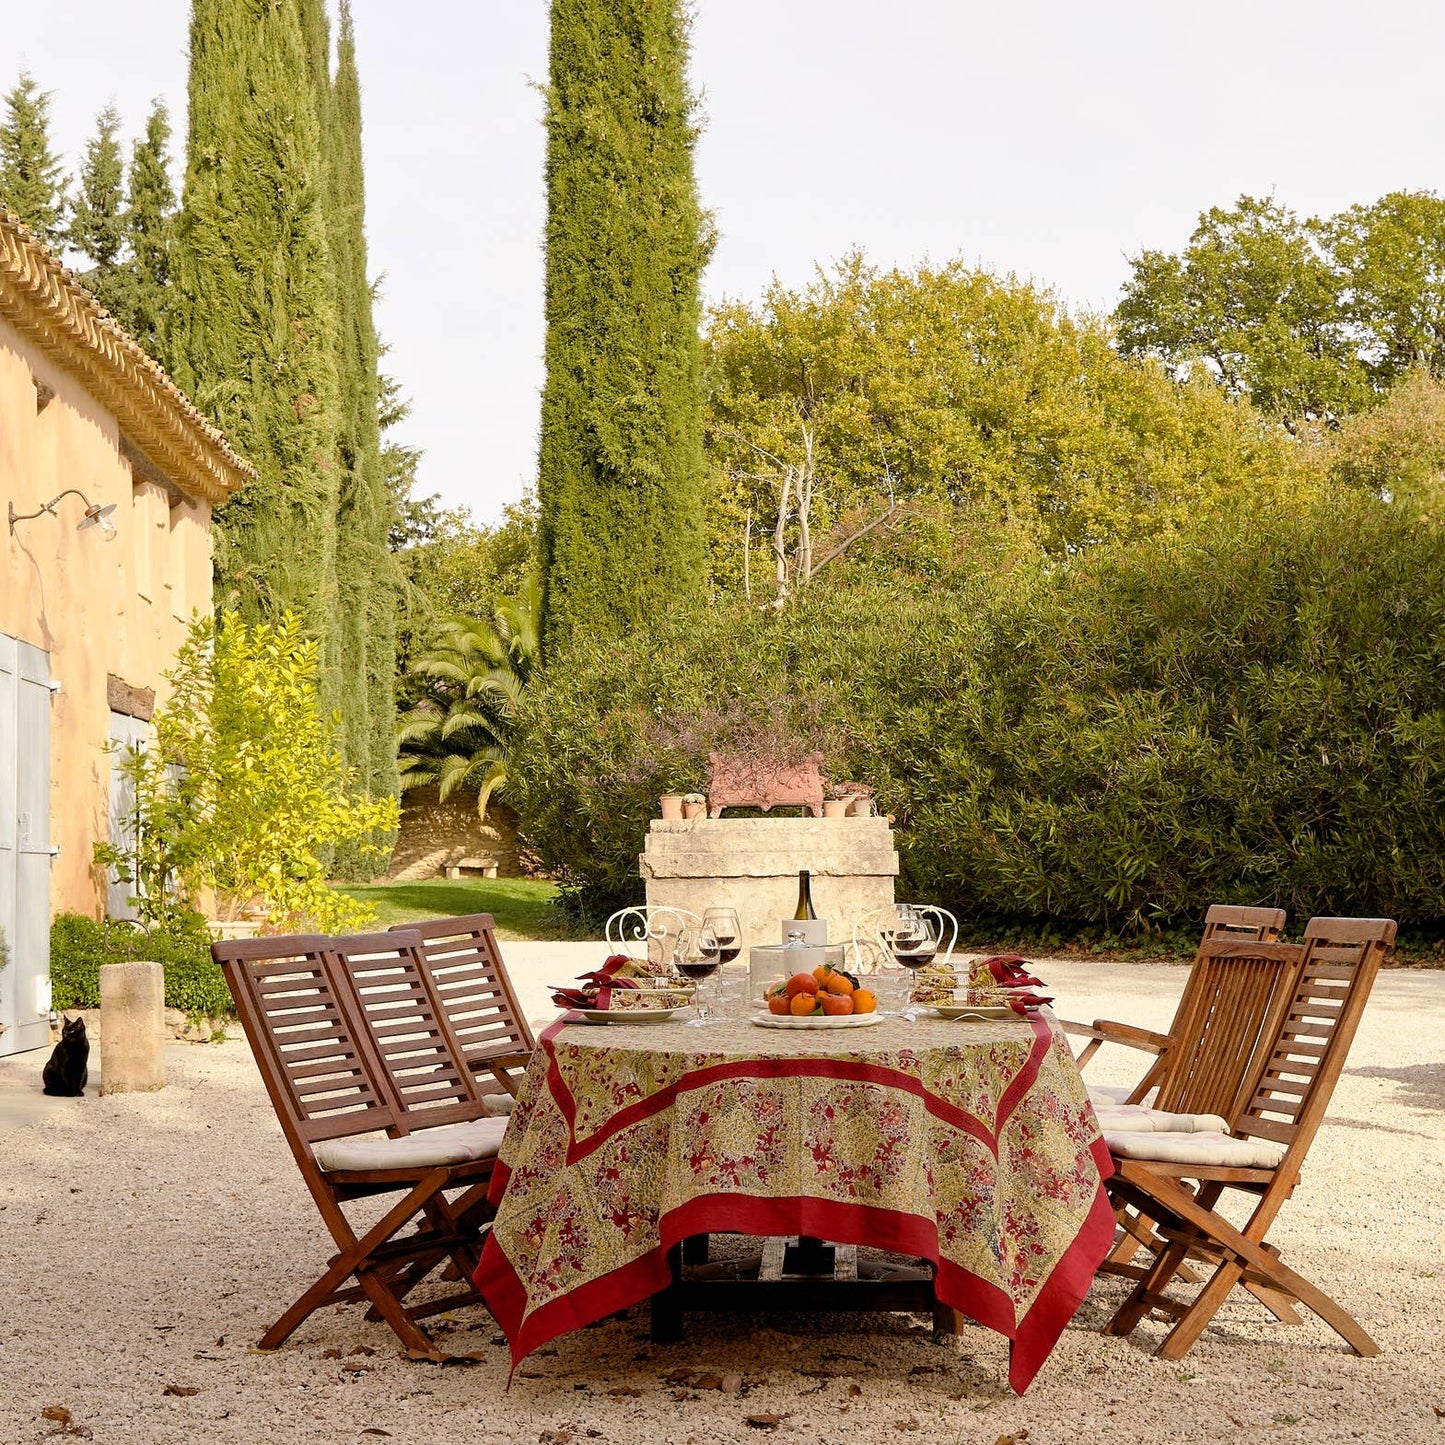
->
[339,877,567,940]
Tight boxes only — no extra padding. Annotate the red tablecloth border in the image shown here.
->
[476,1133,1114,1395]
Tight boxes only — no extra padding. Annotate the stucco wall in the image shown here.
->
[0,315,213,919]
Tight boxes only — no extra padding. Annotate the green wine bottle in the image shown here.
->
[793,869,817,921]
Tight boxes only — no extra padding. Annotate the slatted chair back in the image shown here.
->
[213,934,400,1160]
[389,914,535,1099]
[1071,903,1290,1095]
[1200,904,1287,942]
[1231,916,1395,1182]
[325,930,487,1131]
[1150,937,1304,1122]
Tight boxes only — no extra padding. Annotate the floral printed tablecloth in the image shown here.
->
[475,1010,1112,1393]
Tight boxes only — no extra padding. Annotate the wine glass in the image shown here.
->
[680,927,723,1026]
[883,905,939,1017]
[701,907,743,1018]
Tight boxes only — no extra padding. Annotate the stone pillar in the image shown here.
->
[99,960,166,1095]
[640,816,899,952]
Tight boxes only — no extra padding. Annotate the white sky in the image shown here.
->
[7,2,1445,522]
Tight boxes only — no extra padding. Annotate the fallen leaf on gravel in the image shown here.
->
[1227,1417,1244,1429]
[215,1336,225,1347]
[162,1385,200,1398]
[848,1384,862,1397]
[349,1346,377,1357]
[538,1432,571,1445]
[663,1368,693,1385]
[721,1374,743,1394]
[40,1407,72,1424]
[1086,1366,1106,1375]
[694,1373,723,1391]
[746,1415,782,1431]
[152,1324,175,1332]
[322,1348,344,1360]
[671,1390,698,1402]
[908,1365,939,1376]
[360,1431,391,1438]
[608,1386,643,1397]
[895,1422,919,1432]
[193,1351,224,1361]
[994,1433,1029,1445]
[1434,1407,1445,1419]
[435,1353,487,1366]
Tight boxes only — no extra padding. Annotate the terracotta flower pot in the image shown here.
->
[682,800,705,819]
[659,795,685,820]
[848,796,875,817]
[823,799,852,818]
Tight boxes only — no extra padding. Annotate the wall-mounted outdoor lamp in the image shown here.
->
[8,488,118,541]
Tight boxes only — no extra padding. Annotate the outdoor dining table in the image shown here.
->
[474,1007,1114,1394]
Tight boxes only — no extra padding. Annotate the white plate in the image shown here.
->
[548,982,695,995]
[750,1011,885,1030]
[927,1003,1019,1021]
[571,1007,688,1025]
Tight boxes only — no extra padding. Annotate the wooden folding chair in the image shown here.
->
[1064,904,1288,1093]
[388,914,535,1105]
[1102,916,1395,1360]
[1095,934,1305,1285]
[214,933,502,1360]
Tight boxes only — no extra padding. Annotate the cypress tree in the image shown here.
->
[0,69,67,248]
[69,103,127,301]
[330,1,399,803]
[114,101,177,360]
[169,0,343,720]
[536,0,712,653]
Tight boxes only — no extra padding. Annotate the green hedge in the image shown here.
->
[510,489,1445,933]
[50,911,233,1018]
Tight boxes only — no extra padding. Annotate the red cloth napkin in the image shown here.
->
[977,955,1053,1013]
[549,954,641,1011]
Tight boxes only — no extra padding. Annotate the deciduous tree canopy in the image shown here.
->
[1116,191,1445,425]
[705,253,1308,589]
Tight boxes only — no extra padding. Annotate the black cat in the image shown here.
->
[42,1015,90,1097]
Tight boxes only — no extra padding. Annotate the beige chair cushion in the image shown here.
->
[481,1092,517,1117]
[1088,1083,1158,1107]
[314,1117,508,1173]
[1105,1129,1286,1170]
[1094,1103,1230,1134]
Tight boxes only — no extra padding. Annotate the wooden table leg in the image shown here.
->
[650,1243,683,1343]
[784,1234,835,1275]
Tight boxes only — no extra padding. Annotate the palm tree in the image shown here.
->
[397,581,539,818]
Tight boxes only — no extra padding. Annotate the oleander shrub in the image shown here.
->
[50,911,233,1018]
[512,489,1445,933]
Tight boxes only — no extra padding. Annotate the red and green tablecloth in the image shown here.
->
[475,1010,1112,1393]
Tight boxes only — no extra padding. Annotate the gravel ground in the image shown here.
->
[1,958,1441,1445]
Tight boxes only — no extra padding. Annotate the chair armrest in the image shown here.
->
[1087,1019,1169,1053]
[473,1049,532,1097]
[1060,1017,1168,1072]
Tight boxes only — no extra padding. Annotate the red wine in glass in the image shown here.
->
[714,936,740,964]
[677,957,720,981]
